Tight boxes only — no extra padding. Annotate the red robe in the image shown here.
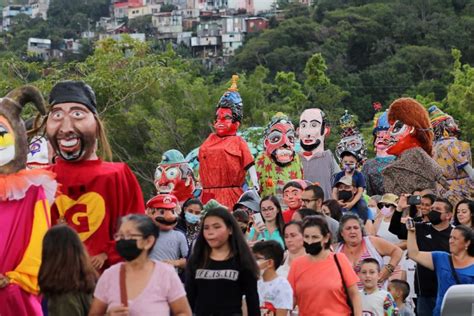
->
[199,134,254,209]
[49,159,145,268]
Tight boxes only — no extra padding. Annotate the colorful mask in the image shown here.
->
[214,75,243,137]
[385,120,420,156]
[264,113,296,165]
[27,136,50,169]
[146,194,179,231]
[428,105,460,140]
[385,98,434,157]
[0,86,46,175]
[298,108,327,155]
[335,111,367,163]
[373,111,391,157]
[154,149,195,203]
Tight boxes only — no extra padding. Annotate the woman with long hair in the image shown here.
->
[288,216,362,315]
[89,214,191,316]
[277,221,306,278]
[453,199,474,228]
[408,224,474,316]
[186,206,260,316]
[322,199,343,222]
[248,195,285,249]
[176,198,204,248]
[39,225,98,316]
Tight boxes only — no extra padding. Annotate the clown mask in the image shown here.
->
[0,117,15,167]
[385,120,420,156]
[264,120,296,166]
[154,164,195,203]
[214,108,239,137]
[46,103,97,161]
[298,109,326,154]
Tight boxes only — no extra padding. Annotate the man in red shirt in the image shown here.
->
[46,81,145,271]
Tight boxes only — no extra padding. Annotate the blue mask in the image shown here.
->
[185,212,201,224]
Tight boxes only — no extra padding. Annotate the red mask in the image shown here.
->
[264,122,296,165]
[374,130,390,157]
[154,164,195,204]
[214,108,239,137]
[385,120,421,156]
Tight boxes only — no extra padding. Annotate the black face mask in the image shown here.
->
[428,211,443,225]
[304,241,323,256]
[116,239,143,261]
[338,190,353,202]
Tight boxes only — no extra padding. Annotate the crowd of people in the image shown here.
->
[0,78,473,316]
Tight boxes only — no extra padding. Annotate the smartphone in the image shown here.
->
[408,195,421,206]
[253,212,265,227]
[406,218,415,230]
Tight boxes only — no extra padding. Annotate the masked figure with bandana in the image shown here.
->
[298,108,340,200]
[382,98,447,196]
[198,75,259,209]
[147,194,189,270]
[0,86,57,315]
[46,81,145,272]
[361,111,396,196]
[256,113,303,206]
[428,105,474,205]
[155,149,198,205]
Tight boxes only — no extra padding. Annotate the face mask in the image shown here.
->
[304,241,323,256]
[368,207,377,217]
[116,239,143,261]
[380,206,394,217]
[338,190,353,202]
[428,211,443,225]
[185,212,201,225]
[344,163,356,172]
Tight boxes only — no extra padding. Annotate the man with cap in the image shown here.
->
[146,193,188,270]
[46,80,145,272]
[333,175,369,222]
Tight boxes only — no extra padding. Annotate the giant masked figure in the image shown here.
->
[298,108,340,200]
[46,81,145,271]
[429,105,474,204]
[335,110,368,164]
[199,75,259,209]
[155,149,197,205]
[0,86,56,315]
[256,113,303,204]
[382,98,446,195]
[361,111,396,196]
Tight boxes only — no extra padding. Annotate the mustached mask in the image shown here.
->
[298,108,327,155]
[47,81,98,162]
[146,194,179,231]
[263,113,296,166]
[214,75,243,137]
[0,85,46,175]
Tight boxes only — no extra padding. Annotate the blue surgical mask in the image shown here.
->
[185,212,201,224]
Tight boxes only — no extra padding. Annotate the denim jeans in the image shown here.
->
[416,295,436,316]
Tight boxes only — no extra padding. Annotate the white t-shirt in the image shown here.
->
[258,276,293,314]
[361,289,397,316]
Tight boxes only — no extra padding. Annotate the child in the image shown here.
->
[332,151,367,215]
[252,240,293,315]
[39,225,98,316]
[185,206,260,316]
[389,280,414,316]
[359,258,398,316]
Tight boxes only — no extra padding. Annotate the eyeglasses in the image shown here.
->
[301,198,318,204]
[113,233,144,241]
